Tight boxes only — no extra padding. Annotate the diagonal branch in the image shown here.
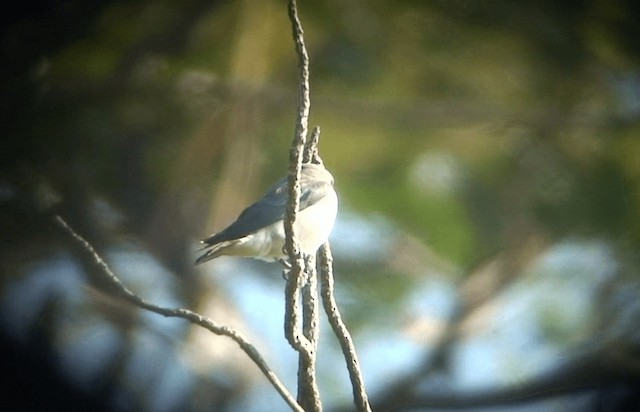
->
[52,215,303,412]
[319,243,372,412]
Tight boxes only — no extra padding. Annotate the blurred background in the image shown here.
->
[2,0,640,411]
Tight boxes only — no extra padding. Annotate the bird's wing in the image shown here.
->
[195,238,247,264]
[201,174,332,245]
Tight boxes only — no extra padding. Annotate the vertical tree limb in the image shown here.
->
[297,256,322,408]
[284,2,370,411]
[283,0,322,410]
[303,126,323,165]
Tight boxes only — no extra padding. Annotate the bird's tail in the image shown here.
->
[195,239,244,265]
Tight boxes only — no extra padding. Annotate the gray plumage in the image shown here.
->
[196,163,338,264]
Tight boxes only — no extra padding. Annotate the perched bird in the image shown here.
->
[196,163,338,264]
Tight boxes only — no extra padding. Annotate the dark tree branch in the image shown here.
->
[372,350,640,410]
[52,215,304,412]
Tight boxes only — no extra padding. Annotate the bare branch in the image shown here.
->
[303,126,323,165]
[282,0,309,351]
[283,1,322,410]
[319,243,372,412]
[287,0,311,157]
[52,215,303,412]
[297,256,322,408]
[282,0,309,261]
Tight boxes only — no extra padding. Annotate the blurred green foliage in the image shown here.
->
[3,0,639,265]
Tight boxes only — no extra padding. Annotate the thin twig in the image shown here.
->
[52,215,303,412]
[282,0,309,263]
[283,1,322,411]
[302,257,320,349]
[303,126,323,165]
[283,0,309,352]
[297,256,321,407]
[287,0,310,155]
[319,243,372,412]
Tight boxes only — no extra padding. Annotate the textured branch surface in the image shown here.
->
[303,126,323,165]
[283,0,309,357]
[53,215,303,412]
[282,0,310,261]
[283,1,322,411]
[319,243,372,412]
[298,256,321,408]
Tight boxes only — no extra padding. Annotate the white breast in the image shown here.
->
[236,187,338,260]
[295,187,339,255]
